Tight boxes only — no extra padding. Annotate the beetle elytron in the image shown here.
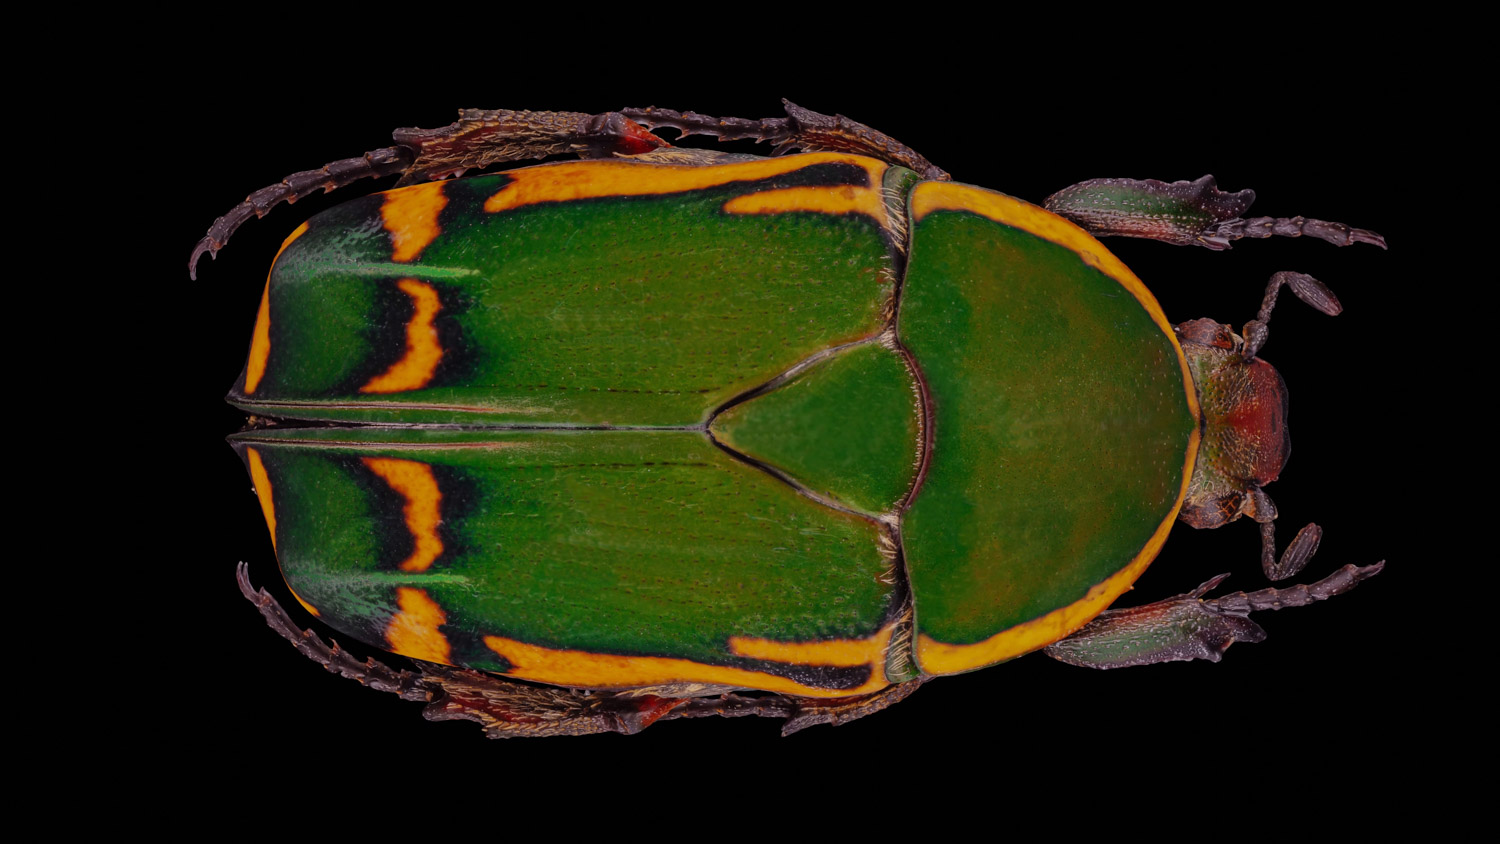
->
[196,102,1384,737]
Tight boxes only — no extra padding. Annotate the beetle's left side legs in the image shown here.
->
[1044,175,1385,249]
[1044,563,1383,669]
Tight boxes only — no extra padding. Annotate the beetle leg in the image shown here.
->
[237,562,434,703]
[391,109,669,182]
[1241,271,1342,361]
[1248,488,1325,581]
[239,561,700,737]
[622,679,922,736]
[189,146,413,279]
[239,562,917,737]
[1044,175,1385,250]
[620,100,950,181]
[417,667,695,738]
[190,102,949,278]
[1044,562,1382,669]
[190,109,669,279]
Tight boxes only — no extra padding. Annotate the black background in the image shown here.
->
[136,30,1439,809]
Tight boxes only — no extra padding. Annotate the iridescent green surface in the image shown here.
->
[232,162,898,425]
[710,342,921,515]
[899,206,1194,647]
[229,157,1204,688]
[234,428,897,681]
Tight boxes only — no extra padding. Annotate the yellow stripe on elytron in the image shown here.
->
[483,153,889,218]
[246,447,277,551]
[382,180,448,263]
[484,635,891,699]
[244,221,309,394]
[721,183,890,229]
[915,421,1203,675]
[246,446,318,615]
[730,622,895,668]
[386,587,452,665]
[361,457,444,572]
[360,279,444,394]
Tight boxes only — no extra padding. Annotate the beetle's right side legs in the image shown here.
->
[1043,563,1383,669]
[190,109,668,279]
[620,100,950,180]
[1044,175,1386,250]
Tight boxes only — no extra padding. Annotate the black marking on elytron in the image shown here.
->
[341,453,422,575]
[338,277,416,395]
[321,277,478,397]
[735,656,875,692]
[435,609,508,676]
[432,461,479,569]
[348,457,478,577]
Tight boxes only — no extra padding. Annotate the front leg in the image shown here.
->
[1044,563,1383,669]
[1044,174,1385,249]
[621,99,949,180]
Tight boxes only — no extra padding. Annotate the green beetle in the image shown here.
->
[197,103,1385,738]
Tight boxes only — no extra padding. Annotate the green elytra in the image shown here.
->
[230,153,1193,693]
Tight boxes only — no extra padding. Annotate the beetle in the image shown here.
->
[197,102,1386,738]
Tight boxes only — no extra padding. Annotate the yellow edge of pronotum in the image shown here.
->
[382,181,448,263]
[908,180,1200,457]
[484,624,897,699]
[244,221,309,395]
[484,152,889,224]
[909,180,1203,676]
[915,431,1196,675]
[911,182,1182,341]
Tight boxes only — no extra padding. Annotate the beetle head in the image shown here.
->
[1174,318,1291,530]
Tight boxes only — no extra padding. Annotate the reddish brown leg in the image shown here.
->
[1044,175,1386,250]
[190,109,667,279]
[238,563,917,738]
[1249,490,1325,581]
[1045,563,1383,668]
[670,678,925,736]
[190,146,413,279]
[190,101,950,278]
[620,100,949,180]
[1240,271,1342,360]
